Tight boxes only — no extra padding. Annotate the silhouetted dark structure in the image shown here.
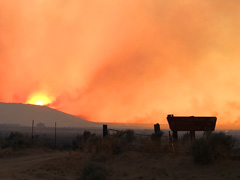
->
[154,123,160,134]
[103,125,108,137]
[167,114,217,141]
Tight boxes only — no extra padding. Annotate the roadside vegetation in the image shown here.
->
[0,129,240,179]
[191,132,236,164]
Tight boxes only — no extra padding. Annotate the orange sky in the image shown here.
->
[0,0,240,129]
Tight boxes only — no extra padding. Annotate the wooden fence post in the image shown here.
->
[172,131,178,141]
[154,123,160,134]
[103,125,108,137]
[169,131,172,143]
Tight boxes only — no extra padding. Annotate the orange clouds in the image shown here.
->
[0,0,240,128]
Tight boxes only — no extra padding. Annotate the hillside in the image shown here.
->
[0,102,100,128]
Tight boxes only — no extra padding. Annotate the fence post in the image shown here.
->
[172,131,178,141]
[154,123,160,134]
[31,120,34,139]
[169,131,172,144]
[103,125,108,137]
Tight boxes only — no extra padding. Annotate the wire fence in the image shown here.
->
[108,128,151,136]
[106,126,171,145]
[108,128,152,138]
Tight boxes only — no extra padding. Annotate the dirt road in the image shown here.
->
[0,152,68,180]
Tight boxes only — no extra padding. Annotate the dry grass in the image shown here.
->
[1,131,240,180]
[23,148,240,180]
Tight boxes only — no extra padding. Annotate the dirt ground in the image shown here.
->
[0,151,69,180]
[105,151,240,180]
[1,150,240,180]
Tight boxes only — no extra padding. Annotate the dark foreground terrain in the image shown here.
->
[0,146,240,180]
[1,127,240,180]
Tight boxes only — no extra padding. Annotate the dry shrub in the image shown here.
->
[3,132,33,149]
[151,131,164,141]
[0,132,2,145]
[94,129,136,156]
[140,139,163,153]
[0,148,14,158]
[73,131,101,153]
[95,137,115,153]
[181,132,191,144]
[139,131,166,154]
[114,129,135,145]
[83,131,92,142]
[92,130,137,160]
[94,137,122,156]
[125,130,135,143]
[191,132,235,164]
[191,138,212,164]
[81,162,107,180]
[209,132,235,159]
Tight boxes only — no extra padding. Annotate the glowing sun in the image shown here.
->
[26,92,54,106]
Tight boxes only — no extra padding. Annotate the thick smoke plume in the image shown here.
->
[1,0,240,128]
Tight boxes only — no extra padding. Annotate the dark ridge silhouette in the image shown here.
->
[0,102,100,128]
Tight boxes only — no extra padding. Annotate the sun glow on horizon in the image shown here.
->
[26,92,54,106]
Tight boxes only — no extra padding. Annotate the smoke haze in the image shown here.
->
[1,0,240,128]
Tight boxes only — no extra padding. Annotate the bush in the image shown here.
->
[140,139,163,153]
[181,132,190,144]
[151,131,164,141]
[209,132,235,149]
[72,131,100,152]
[191,138,212,164]
[125,130,135,143]
[191,132,235,164]
[81,162,107,180]
[209,132,235,159]
[3,132,32,149]
[0,133,2,148]
[83,131,92,142]
[77,129,136,156]
[114,129,135,144]
[94,137,122,155]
